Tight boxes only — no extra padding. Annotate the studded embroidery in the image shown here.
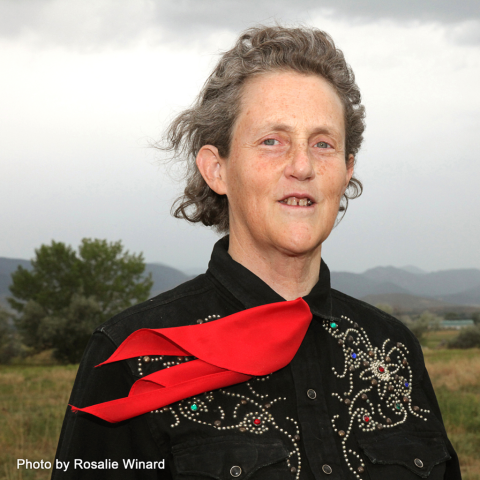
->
[137,310,428,479]
[136,314,220,376]
[140,313,302,479]
[323,314,430,479]
[159,378,301,477]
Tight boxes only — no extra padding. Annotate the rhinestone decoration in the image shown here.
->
[145,312,302,479]
[324,314,431,479]
[161,382,302,478]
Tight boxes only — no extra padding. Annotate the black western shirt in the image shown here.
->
[53,237,461,479]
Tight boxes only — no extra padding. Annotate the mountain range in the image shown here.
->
[1,257,479,313]
[331,266,480,310]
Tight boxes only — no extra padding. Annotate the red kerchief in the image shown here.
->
[71,298,312,423]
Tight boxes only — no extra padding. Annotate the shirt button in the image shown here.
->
[414,458,424,468]
[307,389,317,399]
[230,465,242,477]
[322,464,333,474]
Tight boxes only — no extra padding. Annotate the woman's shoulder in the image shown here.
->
[94,273,219,346]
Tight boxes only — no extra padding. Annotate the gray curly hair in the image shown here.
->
[160,25,365,233]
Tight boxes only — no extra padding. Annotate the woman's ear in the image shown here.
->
[196,145,228,195]
[344,154,355,191]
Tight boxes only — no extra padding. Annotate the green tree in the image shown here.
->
[472,312,480,326]
[9,241,79,314]
[38,294,104,363]
[9,239,153,363]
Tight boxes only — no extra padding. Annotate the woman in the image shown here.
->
[53,25,461,479]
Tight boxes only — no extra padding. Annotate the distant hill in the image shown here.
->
[1,255,479,312]
[434,285,480,307]
[363,266,480,297]
[399,265,427,275]
[360,293,453,313]
[332,266,480,308]
[331,272,409,298]
[146,263,195,297]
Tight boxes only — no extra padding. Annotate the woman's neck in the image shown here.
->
[228,234,322,301]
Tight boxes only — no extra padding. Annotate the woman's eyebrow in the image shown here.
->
[258,123,341,139]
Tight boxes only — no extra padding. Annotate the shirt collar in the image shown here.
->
[207,236,333,317]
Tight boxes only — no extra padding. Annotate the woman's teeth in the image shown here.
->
[281,197,312,206]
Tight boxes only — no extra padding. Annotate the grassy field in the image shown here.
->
[0,332,478,479]
[424,347,480,479]
[0,363,77,480]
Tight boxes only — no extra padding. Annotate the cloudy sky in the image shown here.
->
[1,0,479,274]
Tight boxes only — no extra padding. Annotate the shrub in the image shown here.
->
[448,325,480,349]
[399,311,441,343]
[0,305,23,363]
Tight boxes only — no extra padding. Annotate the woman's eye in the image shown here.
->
[263,138,279,146]
[315,141,331,148]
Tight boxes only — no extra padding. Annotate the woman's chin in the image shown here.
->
[272,233,324,257]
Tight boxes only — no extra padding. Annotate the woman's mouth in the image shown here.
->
[279,196,313,206]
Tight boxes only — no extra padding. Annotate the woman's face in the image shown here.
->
[222,71,354,258]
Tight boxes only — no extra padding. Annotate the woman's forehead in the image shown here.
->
[235,71,346,138]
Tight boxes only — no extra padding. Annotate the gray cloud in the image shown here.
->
[153,0,480,32]
[1,0,479,273]
[1,0,479,50]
